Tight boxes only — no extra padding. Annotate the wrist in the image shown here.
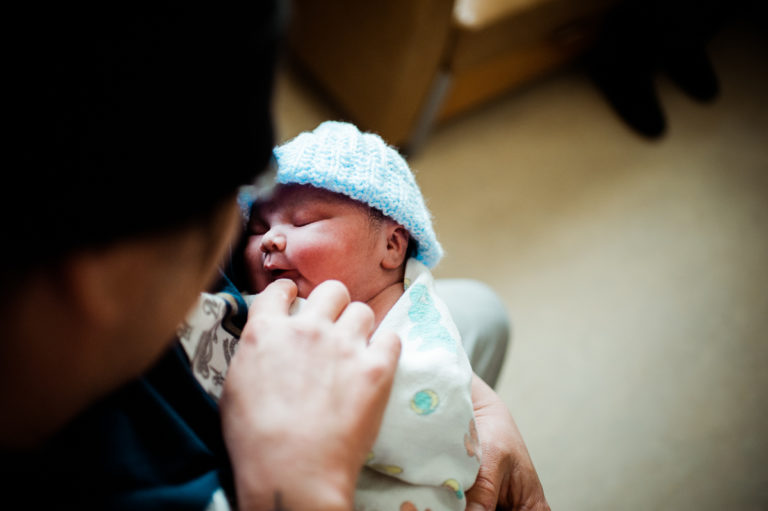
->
[232,451,357,511]
[237,487,351,511]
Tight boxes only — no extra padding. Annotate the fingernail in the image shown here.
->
[467,503,487,511]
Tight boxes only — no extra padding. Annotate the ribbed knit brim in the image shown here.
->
[274,121,443,268]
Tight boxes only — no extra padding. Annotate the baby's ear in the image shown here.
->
[381,224,410,270]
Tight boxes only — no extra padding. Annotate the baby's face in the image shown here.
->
[244,184,389,301]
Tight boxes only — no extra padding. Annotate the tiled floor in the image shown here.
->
[274,13,768,511]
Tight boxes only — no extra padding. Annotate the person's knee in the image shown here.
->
[435,279,511,387]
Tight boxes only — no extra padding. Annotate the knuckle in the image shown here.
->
[243,313,278,336]
[239,321,262,344]
[364,356,391,382]
[468,472,499,501]
[316,279,351,300]
[289,320,326,342]
[348,300,373,314]
[347,301,375,322]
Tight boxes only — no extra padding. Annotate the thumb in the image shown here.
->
[465,455,501,511]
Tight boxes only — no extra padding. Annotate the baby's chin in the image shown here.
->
[269,274,314,299]
[252,270,304,294]
[295,281,314,299]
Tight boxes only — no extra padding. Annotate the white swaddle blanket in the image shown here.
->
[178,259,480,510]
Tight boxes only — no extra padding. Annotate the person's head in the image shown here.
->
[241,121,443,302]
[2,2,282,446]
[5,3,281,277]
[245,184,410,301]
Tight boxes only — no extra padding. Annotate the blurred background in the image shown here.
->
[273,1,767,509]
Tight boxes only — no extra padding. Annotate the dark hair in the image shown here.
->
[5,2,283,276]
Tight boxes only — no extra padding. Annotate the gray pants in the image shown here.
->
[435,279,510,389]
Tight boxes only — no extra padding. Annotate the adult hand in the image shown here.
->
[220,279,401,511]
[466,374,551,511]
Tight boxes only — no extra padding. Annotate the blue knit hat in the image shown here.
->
[273,121,443,268]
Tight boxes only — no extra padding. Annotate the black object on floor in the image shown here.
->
[662,49,720,102]
[586,53,667,139]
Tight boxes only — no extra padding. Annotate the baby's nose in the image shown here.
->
[260,229,286,253]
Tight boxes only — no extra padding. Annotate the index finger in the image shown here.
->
[248,279,298,318]
[300,280,351,322]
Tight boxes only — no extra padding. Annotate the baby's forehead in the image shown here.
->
[255,184,369,213]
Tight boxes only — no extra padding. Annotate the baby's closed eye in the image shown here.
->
[248,219,269,235]
[292,209,328,227]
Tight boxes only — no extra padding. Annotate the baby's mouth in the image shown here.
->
[268,268,299,281]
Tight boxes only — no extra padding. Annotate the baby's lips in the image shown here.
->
[262,254,286,272]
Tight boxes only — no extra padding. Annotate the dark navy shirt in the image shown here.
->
[2,273,250,509]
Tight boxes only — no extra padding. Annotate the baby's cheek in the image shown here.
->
[243,240,257,268]
[294,242,339,276]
